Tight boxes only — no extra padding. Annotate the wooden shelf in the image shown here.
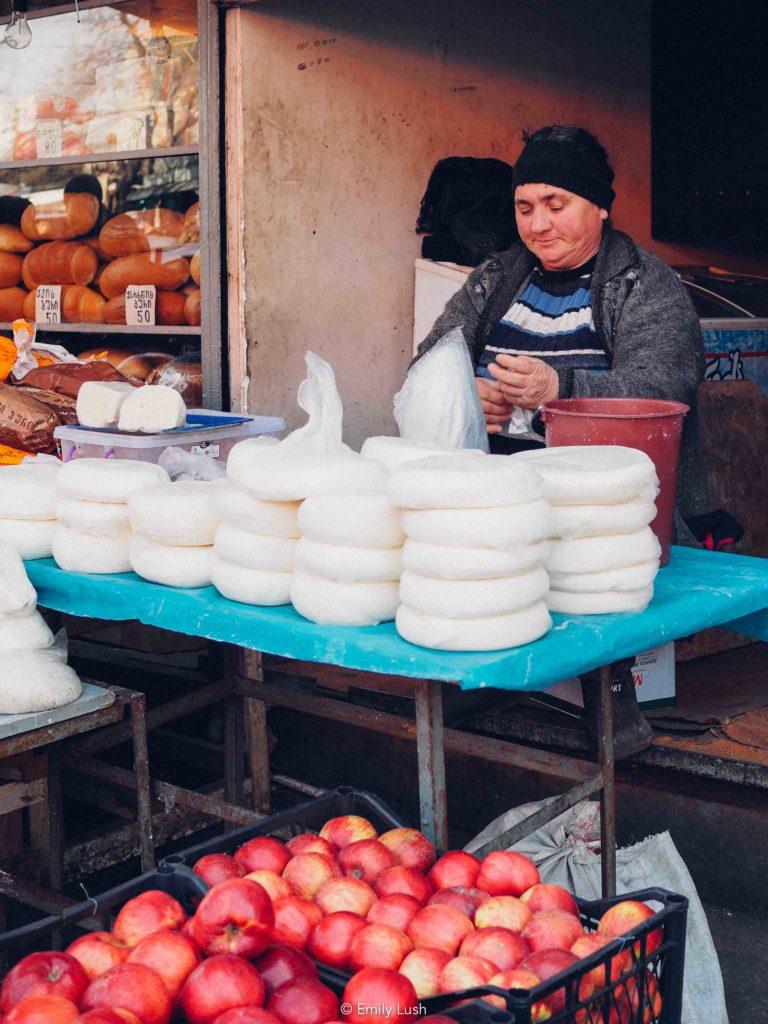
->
[0,145,200,172]
[0,323,201,336]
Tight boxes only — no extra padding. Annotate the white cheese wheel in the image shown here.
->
[0,542,37,616]
[216,487,301,538]
[117,384,187,433]
[402,539,551,580]
[290,568,399,626]
[295,538,403,583]
[0,519,56,560]
[128,480,225,547]
[298,493,404,549]
[517,446,658,505]
[211,555,292,606]
[130,534,212,587]
[0,651,82,714]
[396,601,552,651]
[57,459,170,504]
[387,453,544,510]
[0,610,53,652]
[0,463,60,520]
[52,525,131,574]
[401,500,553,549]
[360,436,471,472]
[551,499,656,539]
[76,381,135,428]
[546,586,654,615]
[399,566,549,619]
[549,560,659,594]
[54,495,130,537]
[215,523,297,573]
[546,528,661,575]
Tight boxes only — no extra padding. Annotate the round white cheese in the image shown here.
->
[298,493,405,549]
[54,495,130,537]
[360,436,471,472]
[399,566,549,619]
[548,560,659,594]
[290,568,399,626]
[387,453,544,510]
[215,523,297,573]
[551,499,656,539]
[216,487,301,539]
[401,500,553,549]
[52,525,131,574]
[128,480,225,547]
[402,538,551,580]
[211,555,292,606]
[517,445,658,505]
[546,528,661,575]
[546,586,654,615]
[396,601,552,651]
[57,459,170,504]
[295,538,403,583]
[130,534,213,588]
[0,462,60,520]
[0,518,56,560]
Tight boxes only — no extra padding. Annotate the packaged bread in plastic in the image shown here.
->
[99,209,186,258]
[21,194,100,242]
[99,252,190,298]
[117,352,173,381]
[0,382,60,454]
[15,361,131,399]
[146,352,202,406]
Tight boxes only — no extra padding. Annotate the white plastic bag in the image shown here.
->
[11,320,79,380]
[393,328,490,452]
[158,446,227,482]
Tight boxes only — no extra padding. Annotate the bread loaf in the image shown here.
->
[190,251,200,285]
[22,241,99,289]
[99,209,185,258]
[116,353,173,380]
[145,357,202,406]
[184,287,201,326]
[23,284,104,323]
[78,347,134,368]
[104,291,187,326]
[99,253,190,298]
[0,226,33,254]
[0,288,27,322]
[21,193,100,242]
[183,202,200,242]
[0,253,22,288]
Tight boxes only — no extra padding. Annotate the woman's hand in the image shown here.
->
[489,354,559,409]
[475,377,515,434]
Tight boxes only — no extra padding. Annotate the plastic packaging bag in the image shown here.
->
[394,328,489,452]
[11,320,79,381]
[159,445,227,482]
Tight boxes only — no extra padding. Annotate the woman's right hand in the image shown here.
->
[476,377,515,434]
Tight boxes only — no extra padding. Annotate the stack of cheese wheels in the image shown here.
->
[518,445,661,614]
[53,459,170,574]
[291,492,405,627]
[128,480,226,588]
[0,462,61,559]
[388,452,553,651]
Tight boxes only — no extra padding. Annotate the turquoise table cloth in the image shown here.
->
[26,547,768,692]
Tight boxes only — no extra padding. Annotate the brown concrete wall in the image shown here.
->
[226,0,761,438]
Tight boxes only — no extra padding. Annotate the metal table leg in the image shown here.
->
[224,692,245,807]
[47,744,64,891]
[597,663,617,897]
[414,679,448,851]
[129,692,155,872]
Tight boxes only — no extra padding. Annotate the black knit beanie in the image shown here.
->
[513,126,615,211]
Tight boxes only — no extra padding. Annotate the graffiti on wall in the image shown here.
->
[702,330,768,395]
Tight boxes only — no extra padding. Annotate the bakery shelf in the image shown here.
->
[0,322,201,336]
[0,146,200,173]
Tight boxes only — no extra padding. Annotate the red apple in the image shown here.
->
[212,1012,281,1024]
[342,968,418,1024]
[66,933,130,982]
[243,871,293,904]
[598,900,662,955]
[520,883,579,918]
[338,840,398,885]
[127,930,200,1001]
[460,927,530,971]
[75,1012,142,1024]
[194,878,274,958]
[315,876,377,917]
[523,910,584,952]
[267,977,339,1024]
[272,897,323,950]
[286,834,338,859]
[4,996,79,1024]
[319,815,378,849]
[182,917,202,947]
[483,969,547,1018]
[234,838,292,875]
[81,963,172,1024]
[378,828,436,872]
[438,956,496,994]
[519,949,593,1013]
[308,912,367,969]
[617,972,662,1024]
[407,905,475,955]
[474,896,531,933]
[349,924,413,972]
[253,945,317,996]
[112,891,186,948]
[180,955,265,1024]
[398,947,451,999]
[194,855,246,887]
[367,894,422,931]
[571,933,633,989]
[374,866,433,905]
[476,851,540,898]
[428,887,491,918]
[1,952,89,1013]
[427,851,480,891]
[283,853,340,900]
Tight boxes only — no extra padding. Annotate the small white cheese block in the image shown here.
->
[54,495,130,537]
[546,528,661,575]
[0,519,56,560]
[298,493,405,550]
[399,566,549,619]
[211,554,292,606]
[56,459,170,504]
[76,381,135,428]
[295,538,402,583]
[546,586,654,615]
[401,500,553,549]
[396,601,552,651]
[215,523,297,573]
[52,525,131,574]
[402,539,551,580]
[130,534,213,588]
[0,462,61,521]
[118,384,187,433]
[387,452,544,510]
[128,480,225,547]
[290,568,399,626]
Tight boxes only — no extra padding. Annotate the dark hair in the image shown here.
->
[64,174,103,201]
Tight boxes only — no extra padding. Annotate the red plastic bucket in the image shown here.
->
[539,398,689,565]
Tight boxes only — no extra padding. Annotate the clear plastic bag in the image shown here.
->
[158,445,227,482]
[394,328,489,452]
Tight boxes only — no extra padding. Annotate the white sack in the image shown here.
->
[396,601,552,651]
[388,452,544,510]
[0,610,53,652]
[0,648,82,714]
[0,542,37,615]
[57,459,170,504]
[216,487,301,539]
[517,445,658,505]
[128,480,225,547]
[291,568,399,626]
[54,495,130,537]
[549,560,659,594]
[551,499,656,539]
[546,528,661,575]
[0,518,56,560]
[401,501,553,549]
[211,555,292,606]
[215,523,297,573]
[52,525,131,574]
[295,538,402,583]
[399,566,549,619]
[298,493,405,550]
[0,462,60,520]
[546,586,654,615]
[402,539,552,580]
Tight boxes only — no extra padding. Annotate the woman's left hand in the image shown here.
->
[488,354,559,409]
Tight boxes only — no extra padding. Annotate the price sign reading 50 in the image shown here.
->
[125,284,157,327]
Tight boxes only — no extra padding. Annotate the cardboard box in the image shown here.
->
[544,643,676,711]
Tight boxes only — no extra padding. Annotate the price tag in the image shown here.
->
[125,284,156,326]
[35,121,63,159]
[35,286,62,324]
[117,114,148,152]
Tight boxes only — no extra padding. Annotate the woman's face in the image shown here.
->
[514,183,608,271]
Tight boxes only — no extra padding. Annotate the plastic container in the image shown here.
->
[54,408,284,465]
[540,398,689,565]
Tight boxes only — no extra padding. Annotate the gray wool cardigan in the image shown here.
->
[413,227,710,531]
